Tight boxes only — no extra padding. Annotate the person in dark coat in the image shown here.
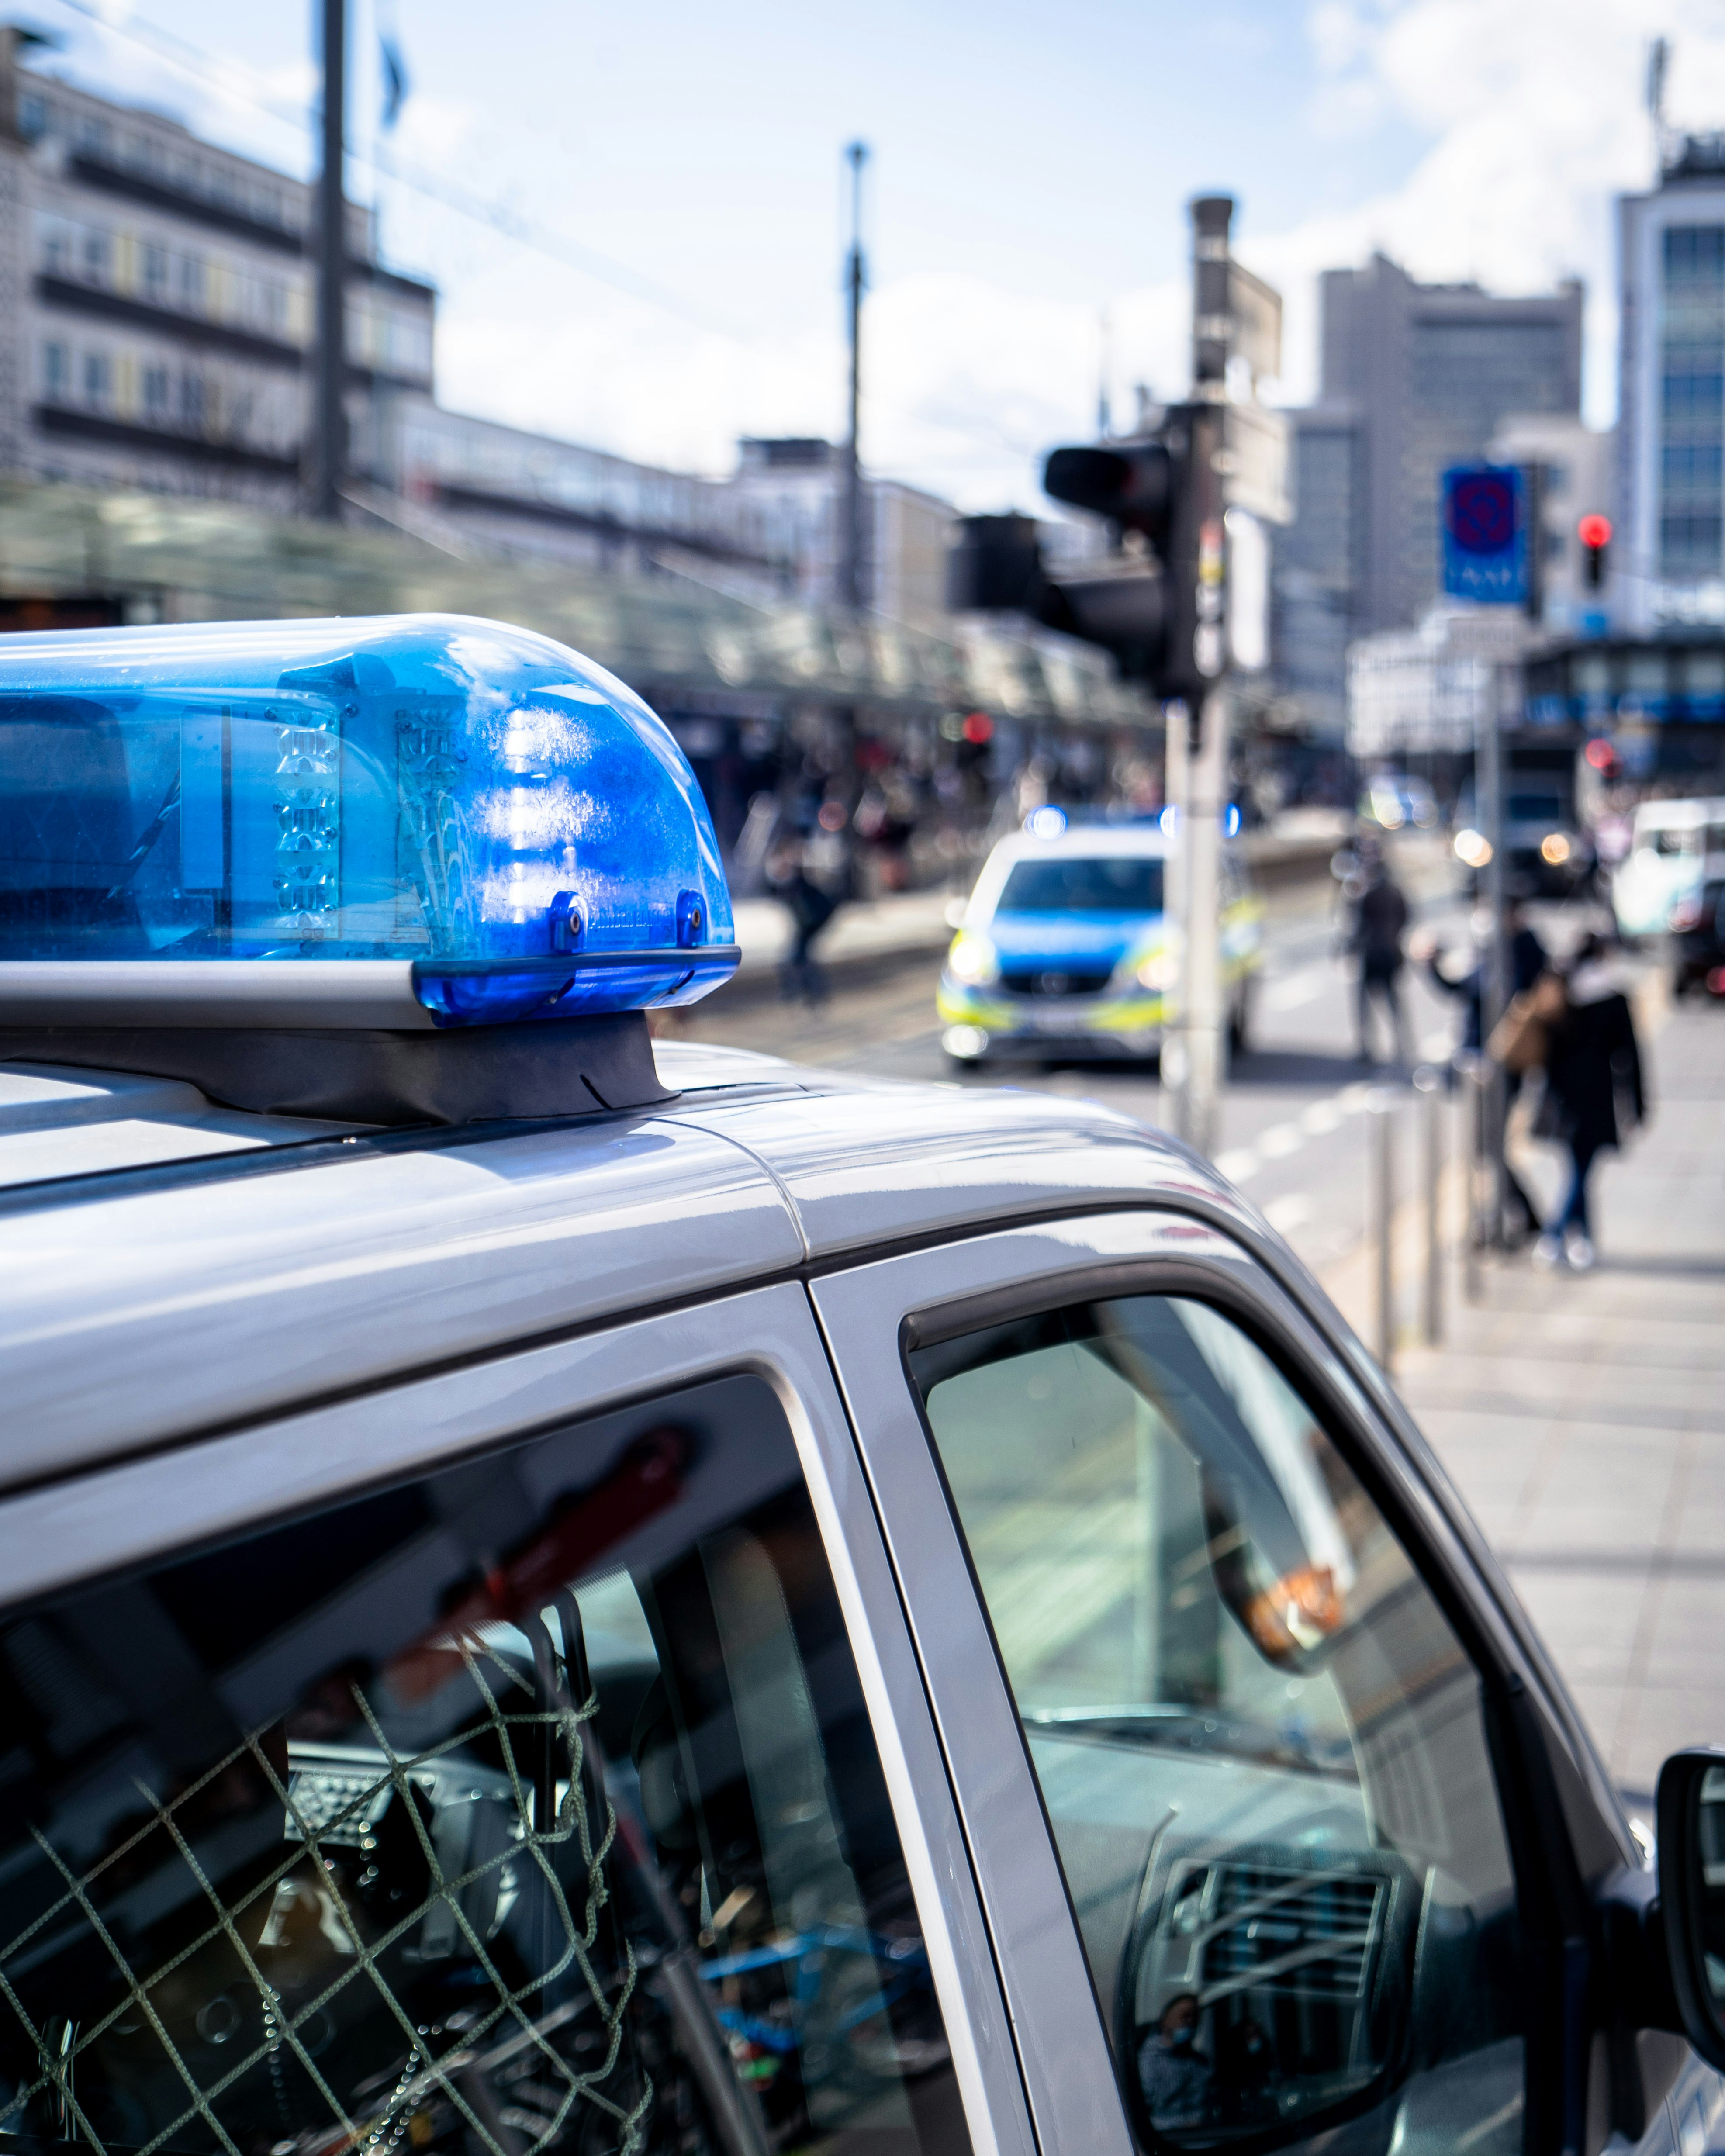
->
[767,840,839,1006]
[1351,857,1410,1064]
[1535,934,1648,1273]
[1414,905,1549,1240]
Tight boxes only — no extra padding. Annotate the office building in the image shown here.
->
[1485,412,1614,636]
[1618,134,1725,629]
[1317,252,1583,636]
[724,437,955,622]
[0,39,957,622]
[1269,404,1362,739]
[0,32,434,508]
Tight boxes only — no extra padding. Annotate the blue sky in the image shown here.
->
[21,0,1725,504]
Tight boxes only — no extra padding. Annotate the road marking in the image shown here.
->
[1263,1192,1313,1233]
[1213,1071,1401,1191]
[1262,971,1325,1012]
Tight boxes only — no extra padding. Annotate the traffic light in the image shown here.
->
[947,405,1227,698]
[945,514,1046,614]
[1041,442,1175,546]
[1578,511,1611,589]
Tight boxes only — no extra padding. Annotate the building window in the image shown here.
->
[80,227,109,283]
[142,243,168,303]
[17,93,44,142]
[142,364,169,417]
[82,351,110,408]
[1660,509,1723,571]
[177,252,205,311]
[1664,224,1725,288]
[42,342,69,401]
[1662,369,1724,420]
[180,372,207,428]
[76,116,111,160]
[39,219,70,277]
[1663,441,1725,491]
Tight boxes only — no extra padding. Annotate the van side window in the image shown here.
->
[912,1296,1524,2156]
[0,1375,967,2156]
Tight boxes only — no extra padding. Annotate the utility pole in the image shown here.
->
[312,0,346,520]
[839,141,868,612]
[1161,195,1233,1160]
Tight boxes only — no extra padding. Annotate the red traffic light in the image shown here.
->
[1584,737,1620,775]
[1578,512,1612,550]
[961,711,993,745]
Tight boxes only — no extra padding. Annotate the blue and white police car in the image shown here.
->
[937,813,1264,1067]
[0,614,1718,2156]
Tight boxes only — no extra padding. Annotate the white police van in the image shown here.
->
[0,614,1720,2156]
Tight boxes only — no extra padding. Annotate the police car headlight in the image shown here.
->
[1135,949,1177,991]
[1540,832,1571,866]
[1454,828,1493,869]
[0,614,738,1029]
[947,933,1000,987]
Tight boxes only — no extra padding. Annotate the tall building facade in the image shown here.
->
[1619,136,1725,629]
[1317,252,1583,635]
[0,32,434,508]
[724,437,955,622]
[1269,404,1362,737]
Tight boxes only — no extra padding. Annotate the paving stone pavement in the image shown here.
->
[1388,999,1725,1798]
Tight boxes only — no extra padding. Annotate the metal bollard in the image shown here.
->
[1455,1050,1485,1306]
[1369,1089,1395,1374]
[1413,1064,1444,1345]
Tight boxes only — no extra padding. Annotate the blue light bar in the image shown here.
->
[0,614,738,1028]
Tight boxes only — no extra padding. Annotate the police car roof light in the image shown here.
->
[0,614,738,1032]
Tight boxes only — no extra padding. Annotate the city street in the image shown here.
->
[667,860,1725,1802]
[667,842,1482,1285]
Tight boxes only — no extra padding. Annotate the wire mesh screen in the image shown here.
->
[0,1621,647,2156]
[0,1384,965,2156]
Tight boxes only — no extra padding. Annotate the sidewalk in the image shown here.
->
[1373,999,1725,1797]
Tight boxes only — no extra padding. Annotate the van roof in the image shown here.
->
[0,1037,1258,1489]
[1632,796,1725,829]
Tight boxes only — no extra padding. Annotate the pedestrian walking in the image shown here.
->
[1533,934,1648,1273]
[1414,903,1549,1240]
[767,840,839,1006]
[1350,854,1411,1065]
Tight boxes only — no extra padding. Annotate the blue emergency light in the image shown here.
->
[0,614,738,1031]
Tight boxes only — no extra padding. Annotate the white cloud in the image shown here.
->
[33,0,1725,514]
[438,0,1725,507]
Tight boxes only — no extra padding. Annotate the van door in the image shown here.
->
[812,1212,1688,2156]
[0,1285,1030,2156]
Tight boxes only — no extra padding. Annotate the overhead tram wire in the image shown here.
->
[35,0,745,340]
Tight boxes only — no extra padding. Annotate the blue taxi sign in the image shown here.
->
[0,614,737,1028]
[1441,465,1527,606]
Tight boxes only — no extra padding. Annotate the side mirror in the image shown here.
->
[1656,1748,1725,2070]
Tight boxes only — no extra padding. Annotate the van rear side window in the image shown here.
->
[0,1375,966,2156]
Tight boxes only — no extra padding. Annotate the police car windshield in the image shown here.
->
[1506,792,1565,823]
[998,855,1164,915]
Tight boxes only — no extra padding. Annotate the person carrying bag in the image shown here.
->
[1486,970,1567,1075]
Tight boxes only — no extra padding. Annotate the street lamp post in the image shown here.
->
[839,142,868,614]
[312,0,346,521]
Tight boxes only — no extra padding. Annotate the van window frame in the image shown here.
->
[0,1282,1034,2156]
[812,1215,1621,2156]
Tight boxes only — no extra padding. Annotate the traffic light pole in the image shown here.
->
[1162,197,1233,1160]
[1167,688,1230,1158]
